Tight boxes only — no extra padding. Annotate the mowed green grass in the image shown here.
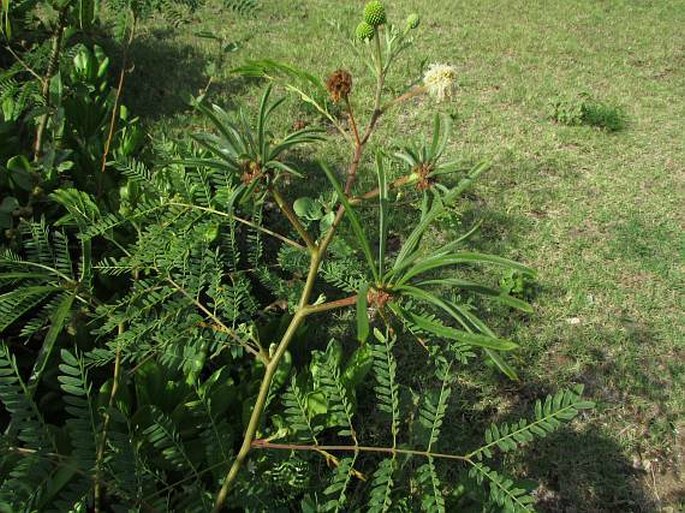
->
[127,0,684,510]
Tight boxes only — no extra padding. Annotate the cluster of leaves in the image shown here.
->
[1,1,595,512]
[0,0,260,237]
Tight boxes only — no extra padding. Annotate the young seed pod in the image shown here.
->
[406,13,420,30]
[356,20,375,41]
[363,1,387,27]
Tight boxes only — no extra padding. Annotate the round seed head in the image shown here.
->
[356,21,375,41]
[364,1,387,27]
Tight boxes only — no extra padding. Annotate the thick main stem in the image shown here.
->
[212,208,351,511]
[212,309,307,511]
[213,247,330,513]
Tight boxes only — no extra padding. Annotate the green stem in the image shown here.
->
[168,201,305,251]
[350,175,412,205]
[94,325,124,513]
[360,32,386,146]
[270,186,316,251]
[98,13,136,197]
[213,233,353,510]
[345,95,361,147]
[34,9,67,160]
[298,250,321,310]
[165,275,267,364]
[380,85,427,112]
[283,83,352,144]
[212,310,306,511]
[4,44,42,81]
[374,28,383,80]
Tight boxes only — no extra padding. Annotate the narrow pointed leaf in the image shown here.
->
[398,252,534,286]
[392,161,490,272]
[321,163,379,282]
[376,153,389,278]
[27,292,75,395]
[402,309,518,351]
[415,278,534,313]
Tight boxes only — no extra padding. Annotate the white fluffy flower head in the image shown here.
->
[423,64,457,102]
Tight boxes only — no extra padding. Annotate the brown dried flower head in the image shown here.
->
[368,288,392,309]
[326,69,353,103]
[241,160,263,185]
[414,162,434,191]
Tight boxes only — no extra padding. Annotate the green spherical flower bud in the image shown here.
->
[364,1,386,27]
[356,21,375,41]
[406,13,420,30]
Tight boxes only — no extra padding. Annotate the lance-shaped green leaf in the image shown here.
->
[392,161,490,271]
[321,163,379,283]
[396,252,535,287]
[376,153,389,278]
[233,59,326,94]
[430,113,450,161]
[394,284,469,330]
[27,292,75,396]
[448,302,520,380]
[384,220,483,281]
[400,309,518,351]
[415,278,533,313]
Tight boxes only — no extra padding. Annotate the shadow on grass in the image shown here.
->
[497,319,681,511]
[427,191,662,511]
[106,28,251,121]
[524,426,655,513]
[485,375,660,512]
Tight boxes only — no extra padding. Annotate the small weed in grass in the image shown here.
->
[549,94,627,131]
[499,268,537,301]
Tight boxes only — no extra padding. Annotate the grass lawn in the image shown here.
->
[121,0,684,510]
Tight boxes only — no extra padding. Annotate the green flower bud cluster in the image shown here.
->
[356,21,375,42]
[364,1,387,26]
[356,1,386,41]
[405,13,420,30]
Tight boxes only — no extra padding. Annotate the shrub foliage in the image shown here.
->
[0,1,593,511]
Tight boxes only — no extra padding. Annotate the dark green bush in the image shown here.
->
[549,94,627,131]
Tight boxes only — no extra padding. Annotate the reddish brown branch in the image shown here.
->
[252,440,471,463]
[304,294,357,314]
[100,16,137,178]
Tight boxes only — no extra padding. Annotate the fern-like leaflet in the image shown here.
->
[283,375,323,443]
[415,363,453,513]
[52,349,99,511]
[416,458,446,513]
[469,385,594,461]
[469,463,536,513]
[319,340,357,440]
[371,328,400,446]
[366,457,396,513]
[0,344,56,509]
[320,455,358,513]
